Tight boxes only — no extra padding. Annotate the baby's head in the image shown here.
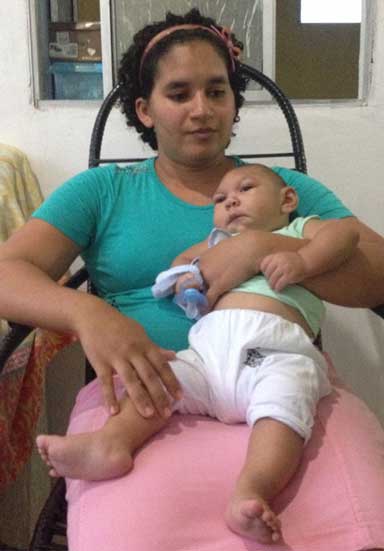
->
[213,164,298,233]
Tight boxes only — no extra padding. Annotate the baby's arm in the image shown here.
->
[261,218,360,292]
[171,239,209,294]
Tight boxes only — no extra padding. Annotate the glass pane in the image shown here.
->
[276,0,361,99]
[112,0,264,90]
[34,0,103,100]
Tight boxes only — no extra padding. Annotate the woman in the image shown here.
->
[0,8,383,551]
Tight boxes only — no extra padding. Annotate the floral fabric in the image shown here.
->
[0,144,75,489]
[0,330,75,488]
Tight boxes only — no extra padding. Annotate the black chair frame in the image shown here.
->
[0,63,382,551]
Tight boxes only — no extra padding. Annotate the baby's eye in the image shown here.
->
[213,194,225,204]
[240,183,254,192]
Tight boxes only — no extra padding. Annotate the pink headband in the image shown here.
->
[139,23,241,81]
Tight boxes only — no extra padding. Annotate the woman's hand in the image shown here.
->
[198,230,306,306]
[198,231,261,306]
[73,296,182,418]
[0,219,182,419]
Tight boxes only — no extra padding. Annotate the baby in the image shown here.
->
[37,164,359,544]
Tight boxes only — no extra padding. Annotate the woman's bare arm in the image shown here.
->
[171,239,209,267]
[0,219,182,418]
[304,218,384,307]
[0,219,83,329]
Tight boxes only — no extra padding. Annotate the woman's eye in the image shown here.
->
[208,89,225,98]
[169,92,188,102]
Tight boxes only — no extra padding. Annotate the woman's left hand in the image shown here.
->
[198,230,306,306]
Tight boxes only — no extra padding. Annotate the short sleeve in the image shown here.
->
[272,167,353,220]
[285,215,320,237]
[32,165,116,248]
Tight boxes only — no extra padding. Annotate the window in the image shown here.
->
[275,0,371,100]
[29,0,373,103]
[108,0,372,101]
[29,0,103,101]
[109,0,274,101]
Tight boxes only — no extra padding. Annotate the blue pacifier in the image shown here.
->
[174,287,209,320]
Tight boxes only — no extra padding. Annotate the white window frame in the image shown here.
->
[358,0,375,101]
[99,0,113,95]
[244,0,276,102]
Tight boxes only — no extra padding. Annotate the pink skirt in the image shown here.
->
[66,356,384,551]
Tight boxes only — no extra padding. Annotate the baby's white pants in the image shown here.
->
[171,310,331,443]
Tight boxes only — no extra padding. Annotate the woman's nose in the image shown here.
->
[190,92,212,117]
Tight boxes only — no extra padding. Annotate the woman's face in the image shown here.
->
[136,41,236,167]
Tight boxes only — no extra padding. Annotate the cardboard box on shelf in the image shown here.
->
[49,22,101,62]
[75,0,100,22]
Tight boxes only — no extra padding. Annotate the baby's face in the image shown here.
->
[213,165,288,233]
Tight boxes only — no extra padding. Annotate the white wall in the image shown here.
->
[1,1,383,422]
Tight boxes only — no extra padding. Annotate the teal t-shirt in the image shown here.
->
[32,157,352,350]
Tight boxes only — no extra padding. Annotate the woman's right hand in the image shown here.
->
[73,295,182,418]
[0,219,181,419]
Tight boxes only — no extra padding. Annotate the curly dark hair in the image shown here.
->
[117,8,249,150]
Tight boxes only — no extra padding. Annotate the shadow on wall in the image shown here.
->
[323,305,384,426]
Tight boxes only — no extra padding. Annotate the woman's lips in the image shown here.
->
[189,128,215,138]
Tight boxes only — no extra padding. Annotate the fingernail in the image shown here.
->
[110,405,118,415]
[144,407,154,417]
[175,390,183,400]
[163,408,172,418]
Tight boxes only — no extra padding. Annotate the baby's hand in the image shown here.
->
[260,251,308,292]
[175,272,202,295]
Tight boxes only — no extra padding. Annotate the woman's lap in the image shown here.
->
[66,359,384,551]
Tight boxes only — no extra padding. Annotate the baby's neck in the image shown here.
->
[232,216,291,234]
[265,216,291,232]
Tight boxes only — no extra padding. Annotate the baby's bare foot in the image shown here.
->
[225,496,281,543]
[36,432,133,481]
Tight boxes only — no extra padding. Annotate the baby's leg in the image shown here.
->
[226,418,303,544]
[36,396,168,481]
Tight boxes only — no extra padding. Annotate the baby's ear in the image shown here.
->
[280,186,298,214]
